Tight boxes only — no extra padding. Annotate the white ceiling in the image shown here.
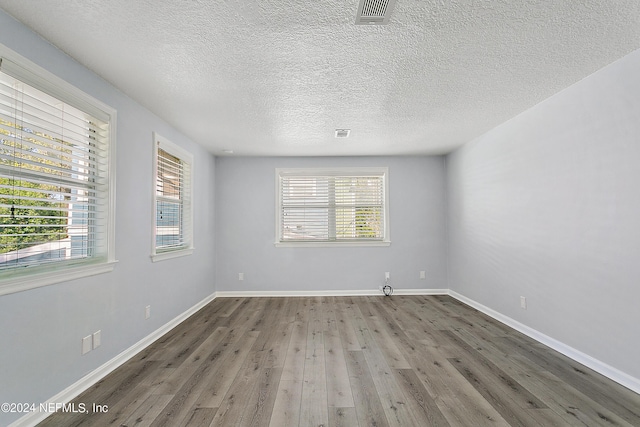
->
[1,1,639,156]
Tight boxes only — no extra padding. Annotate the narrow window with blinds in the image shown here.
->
[0,55,115,290]
[152,133,193,261]
[276,167,390,246]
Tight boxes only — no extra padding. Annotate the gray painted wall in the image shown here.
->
[0,11,216,425]
[446,48,640,380]
[215,156,447,293]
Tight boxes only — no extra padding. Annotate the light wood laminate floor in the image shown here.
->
[38,296,640,426]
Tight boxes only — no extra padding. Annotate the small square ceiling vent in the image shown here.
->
[355,0,398,25]
[335,129,351,138]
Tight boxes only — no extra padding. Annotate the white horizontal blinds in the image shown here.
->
[0,60,109,270]
[281,176,330,241]
[280,174,384,242]
[335,176,384,240]
[155,146,189,251]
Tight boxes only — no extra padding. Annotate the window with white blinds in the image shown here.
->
[276,168,390,246]
[0,56,114,282]
[152,133,193,261]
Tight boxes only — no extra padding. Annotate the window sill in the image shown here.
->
[0,260,118,296]
[151,248,194,262]
[274,241,391,248]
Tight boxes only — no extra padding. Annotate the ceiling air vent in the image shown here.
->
[355,0,398,25]
[335,129,351,138]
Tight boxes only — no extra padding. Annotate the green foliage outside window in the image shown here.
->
[0,178,68,254]
[354,207,381,238]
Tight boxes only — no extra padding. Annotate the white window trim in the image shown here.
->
[275,167,391,247]
[151,132,194,262]
[0,43,117,296]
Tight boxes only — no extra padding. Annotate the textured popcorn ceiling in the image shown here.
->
[1,1,639,156]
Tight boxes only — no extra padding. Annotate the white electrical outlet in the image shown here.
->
[93,330,101,349]
[385,272,390,279]
[82,335,92,355]
[520,296,527,310]
[239,272,244,281]
[145,305,151,319]
[420,270,426,279]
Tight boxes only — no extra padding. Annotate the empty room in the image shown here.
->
[0,1,639,426]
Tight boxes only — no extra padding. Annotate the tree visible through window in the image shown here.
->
[335,176,383,239]
[0,179,69,253]
[276,168,389,245]
[0,58,111,273]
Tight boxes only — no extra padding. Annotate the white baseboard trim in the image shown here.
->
[448,290,640,395]
[214,288,448,298]
[394,288,449,295]
[10,292,217,427]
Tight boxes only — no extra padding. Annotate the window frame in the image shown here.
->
[151,132,193,262]
[0,44,117,296]
[275,167,390,247]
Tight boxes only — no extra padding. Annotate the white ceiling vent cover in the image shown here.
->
[355,0,398,25]
[335,129,351,138]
